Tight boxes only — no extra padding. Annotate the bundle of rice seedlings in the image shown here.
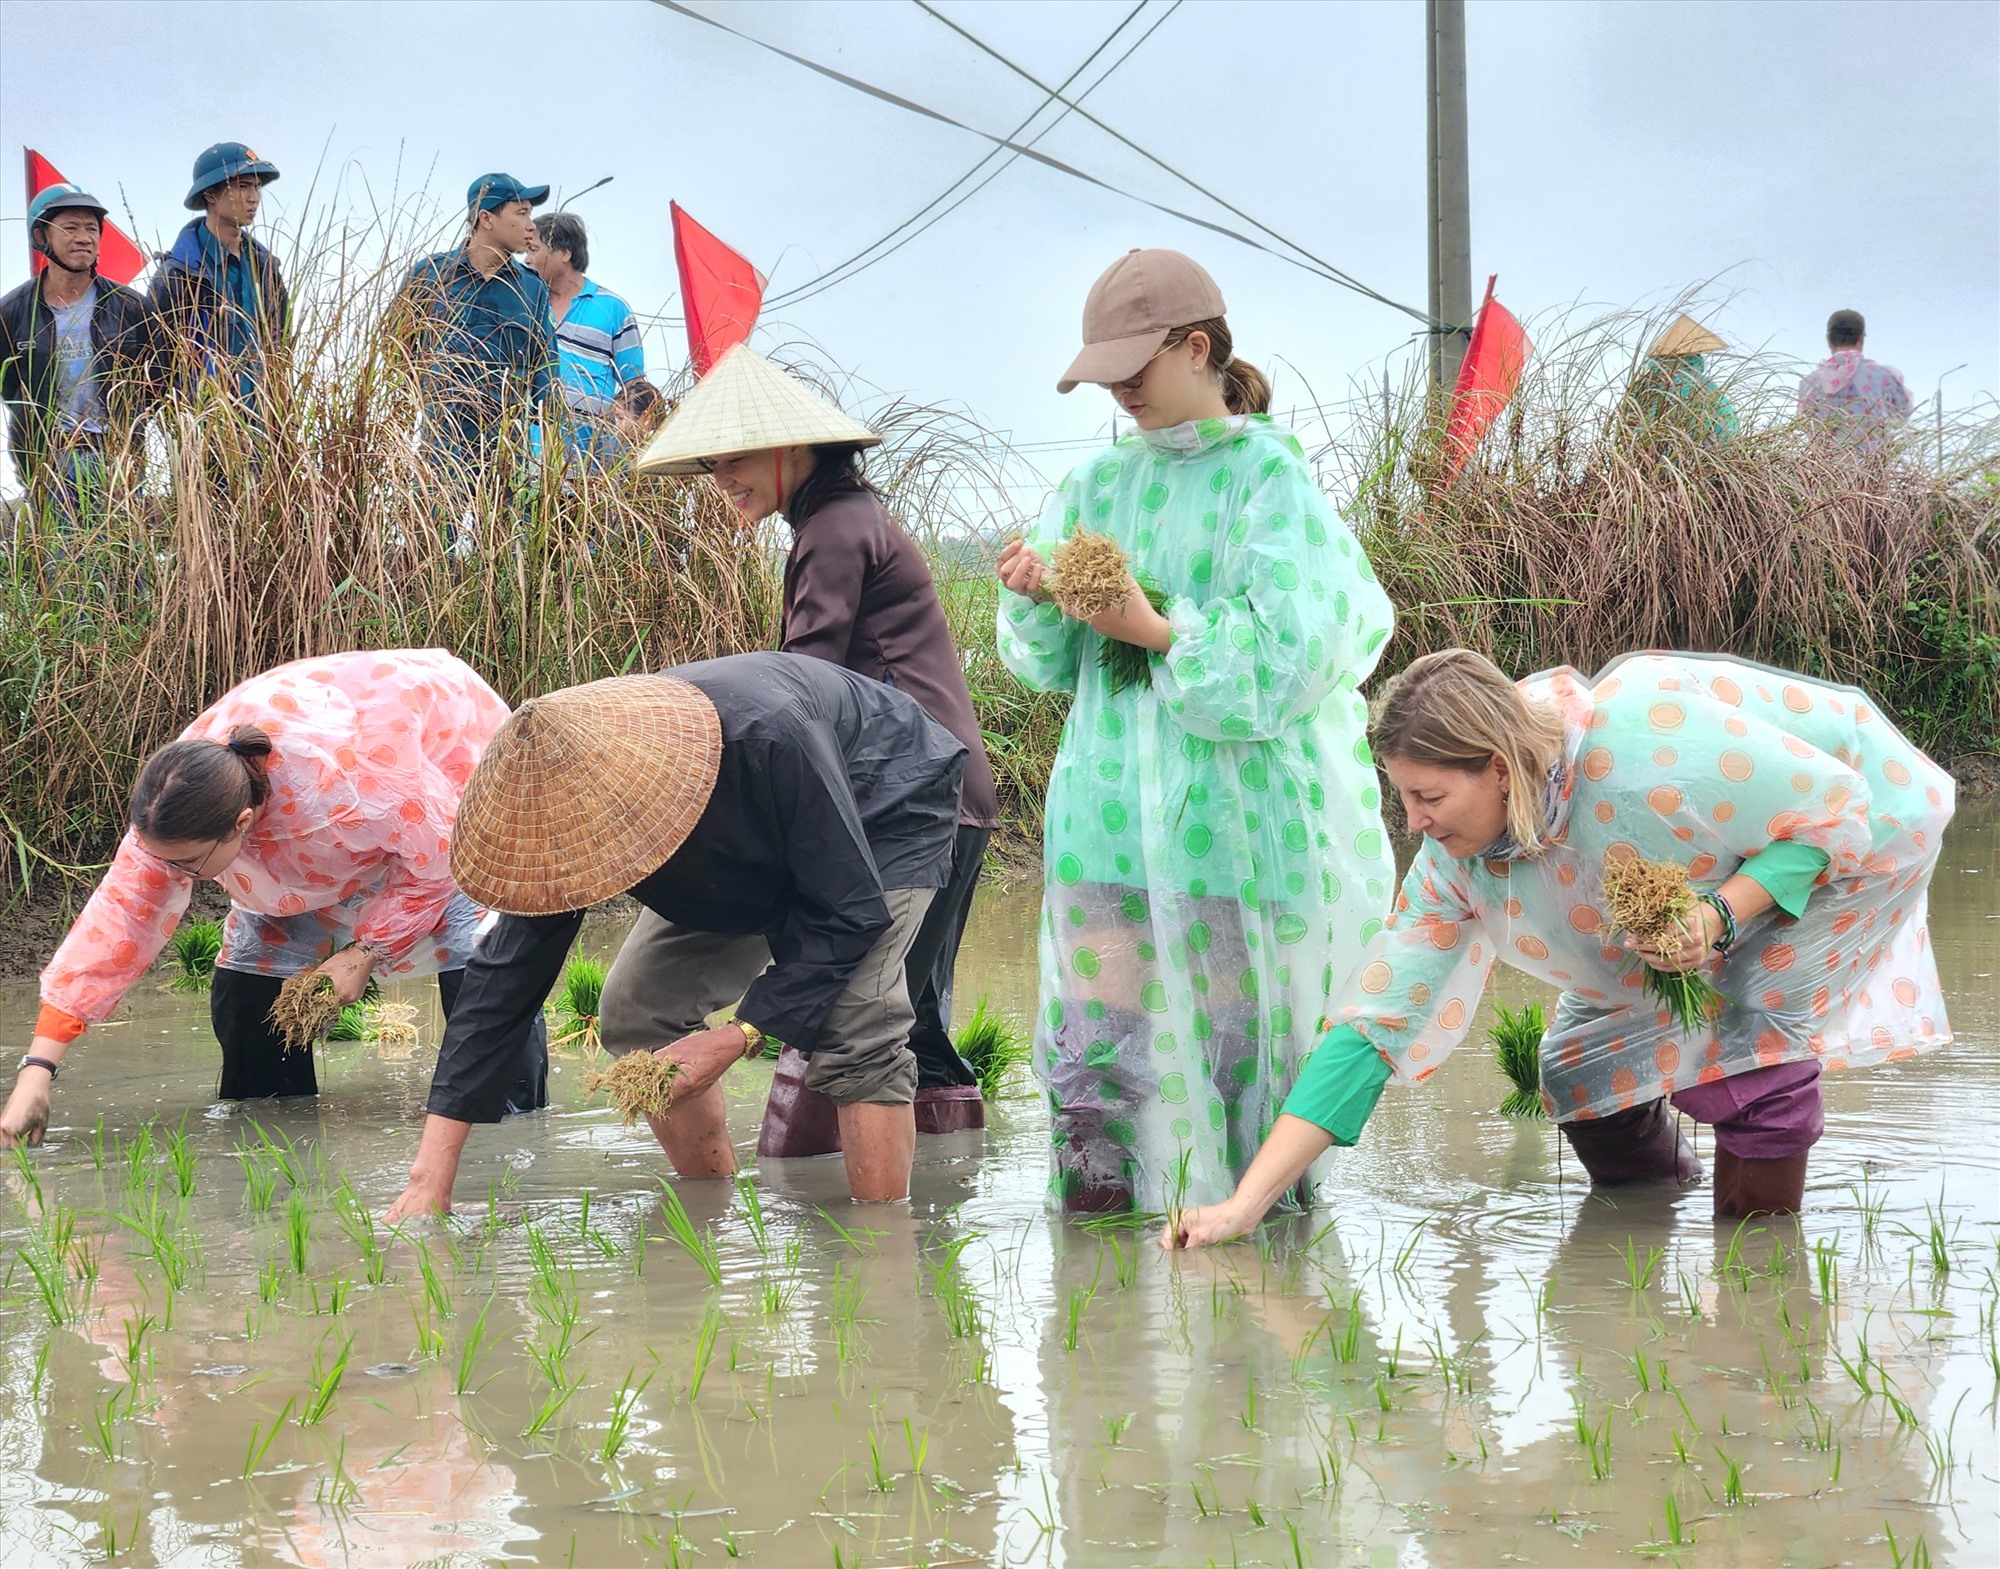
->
[166,919,224,993]
[369,1002,423,1060]
[326,1001,370,1042]
[1043,528,1132,619]
[548,958,607,1056]
[954,995,1031,1100]
[1600,856,1727,1032]
[583,1051,681,1126]
[270,971,345,1053]
[1489,1000,1547,1118]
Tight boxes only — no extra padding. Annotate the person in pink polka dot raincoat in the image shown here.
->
[2,649,547,1147]
[1167,647,1954,1246]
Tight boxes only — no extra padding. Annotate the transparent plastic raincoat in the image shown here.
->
[998,414,1395,1211]
[1294,652,1954,1130]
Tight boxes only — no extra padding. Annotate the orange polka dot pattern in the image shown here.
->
[41,650,509,1028]
[1330,653,1954,1122]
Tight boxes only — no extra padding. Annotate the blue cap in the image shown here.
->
[185,141,280,210]
[29,184,109,226]
[466,172,550,215]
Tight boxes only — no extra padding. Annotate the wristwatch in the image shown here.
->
[18,1054,60,1081]
[728,1017,765,1059]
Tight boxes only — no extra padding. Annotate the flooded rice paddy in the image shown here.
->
[1,803,1995,1567]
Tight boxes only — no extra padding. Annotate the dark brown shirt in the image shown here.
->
[781,489,1000,828]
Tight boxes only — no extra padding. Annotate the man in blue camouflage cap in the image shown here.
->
[0,185,162,523]
[150,142,289,422]
[395,173,557,493]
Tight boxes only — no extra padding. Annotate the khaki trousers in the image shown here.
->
[599,887,935,1106]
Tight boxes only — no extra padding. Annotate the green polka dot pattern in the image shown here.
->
[994,414,1397,1212]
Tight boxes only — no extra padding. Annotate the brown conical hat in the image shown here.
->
[634,344,879,475]
[450,674,722,915]
[1649,313,1727,359]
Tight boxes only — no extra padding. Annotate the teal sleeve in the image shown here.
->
[1735,840,1831,920]
[1281,1024,1391,1146]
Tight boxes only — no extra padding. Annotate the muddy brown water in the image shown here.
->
[1,806,1994,1567]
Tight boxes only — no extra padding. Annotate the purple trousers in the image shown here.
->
[1670,1060,1824,1159]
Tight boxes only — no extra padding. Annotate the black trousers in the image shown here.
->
[902,824,992,1091]
[210,966,549,1111]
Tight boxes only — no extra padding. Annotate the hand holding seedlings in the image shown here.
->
[996,537,1051,602]
[316,944,377,1005]
[1622,900,1722,972]
[650,1025,757,1100]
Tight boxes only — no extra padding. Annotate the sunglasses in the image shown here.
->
[1098,339,1181,393]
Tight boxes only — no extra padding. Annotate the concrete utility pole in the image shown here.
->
[1427,0,1472,388]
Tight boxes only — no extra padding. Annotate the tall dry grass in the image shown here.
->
[1315,301,1999,759]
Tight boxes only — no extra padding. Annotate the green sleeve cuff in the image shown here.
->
[1736,839,1832,919]
[1282,1024,1392,1146]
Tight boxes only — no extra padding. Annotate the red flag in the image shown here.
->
[24,149,148,286]
[671,202,764,376]
[1442,275,1531,478]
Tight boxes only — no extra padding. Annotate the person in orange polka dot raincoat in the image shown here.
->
[1166,648,1955,1246]
[3,650,547,1146]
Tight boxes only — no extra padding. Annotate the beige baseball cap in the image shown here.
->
[1058,248,1227,393]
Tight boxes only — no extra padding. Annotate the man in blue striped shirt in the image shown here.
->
[529,212,646,462]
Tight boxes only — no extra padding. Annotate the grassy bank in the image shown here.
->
[5,286,1994,904]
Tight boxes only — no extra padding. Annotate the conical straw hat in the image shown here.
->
[450,674,723,915]
[635,344,880,474]
[1649,314,1727,359]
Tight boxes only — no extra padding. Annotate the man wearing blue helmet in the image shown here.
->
[0,184,160,522]
[394,173,557,491]
[150,142,289,419]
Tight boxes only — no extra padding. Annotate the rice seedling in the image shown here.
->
[830,1261,867,1364]
[1062,1283,1095,1352]
[332,1180,388,1284]
[1618,1237,1666,1291]
[241,1397,293,1478]
[284,1189,314,1275]
[315,1437,362,1512]
[1599,857,1726,1032]
[21,1242,77,1326]
[549,958,608,1055]
[522,1373,584,1441]
[865,1430,894,1492]
[165,918,223,992]
[258,1256,282,1305]
[237,1142,278,1214]
[927,1234,984,1338]
[1814,1235,1840,1302]
[452,1297,500,1395]
[1330,1290,1365,1363]
[413,1238,453,1320]
[270,968,347,1051]
[31,1341,51,1404]
[585,1051,681,1124]
[1712,1444,1747,1506]
[687,1305,723,1401]
[90,1116,107,1171]
[953,995,1031,1099]
[88,1383,125,1460]
[1885,1522,1935,1569]
[1043,526,1130,619]
[656,1179,723,1286]
[160,1121,197,1198]
[1489,1000,1547,1117]
[299,1334,354,1425]
[1571,1393,1613,1480]
[601,1363,655,1464]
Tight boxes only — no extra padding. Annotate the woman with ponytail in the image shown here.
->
[996,250,1396,1215]
[2,649,541,1146]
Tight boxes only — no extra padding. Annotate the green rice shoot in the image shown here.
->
[1489,1001,1547,1118]
[954,995,1031,1100]
[549,958,608,1057]
[166,919,223,994]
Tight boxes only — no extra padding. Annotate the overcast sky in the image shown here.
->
[1,0,1994,498]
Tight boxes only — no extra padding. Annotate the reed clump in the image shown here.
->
[270,972,344,1053]
[1600,856,1725,1032]
[584,1051,681,1125]
[1324,297,1998,762]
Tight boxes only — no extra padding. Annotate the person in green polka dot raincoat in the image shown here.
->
[1165,648,1956,1248]
[996,249,1394,1214]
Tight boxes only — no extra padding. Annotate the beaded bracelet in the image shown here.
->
[1701,890,1738,952]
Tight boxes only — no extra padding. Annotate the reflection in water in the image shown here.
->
[0,807,1994,1565]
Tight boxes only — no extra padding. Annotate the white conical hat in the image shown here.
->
[1649,313,1727,359]
[635,344,880,474]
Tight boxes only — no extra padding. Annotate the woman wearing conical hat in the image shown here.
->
[1630,312,1741,443]
[636,345,1001,1147]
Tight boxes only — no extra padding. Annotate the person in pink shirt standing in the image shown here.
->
[1798,309,1913,446]
[1,648,546,1146]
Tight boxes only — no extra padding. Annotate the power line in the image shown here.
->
[765,0,1162,308]
[911,0,1434,327]
[650,1,1441,329]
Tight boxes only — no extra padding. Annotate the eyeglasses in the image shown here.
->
[1098,339,1180,393]
[156,840,221,876]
